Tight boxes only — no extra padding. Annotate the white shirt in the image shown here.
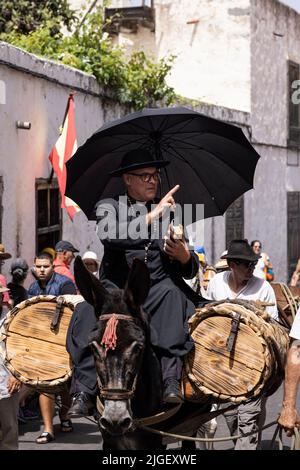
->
[253,253,269,280]
[290,307,300,340]
[205,271,278,320]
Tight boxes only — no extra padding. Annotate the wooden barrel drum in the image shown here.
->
[2,295,82,392]
[183,299,289,404]
[271,282,300,329]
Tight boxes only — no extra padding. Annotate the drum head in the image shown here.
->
[4,296,74,389]
[189,316,265,398]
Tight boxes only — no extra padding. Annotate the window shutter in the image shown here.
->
[288,61,300,148]
[287,191,300,281]
[226,195,244,248]
[35,179,62,253]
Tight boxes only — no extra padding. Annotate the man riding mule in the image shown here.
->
[67,148,206,415]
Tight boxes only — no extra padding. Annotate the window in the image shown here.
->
[105,0,155,34]
[225,196,244,248]
[287,192,300,281]
[36,179,62,253]
[288,61,300,149]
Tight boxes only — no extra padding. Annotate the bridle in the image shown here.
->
[97,313,144,401]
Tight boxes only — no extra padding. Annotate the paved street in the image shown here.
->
[18,384,297,451]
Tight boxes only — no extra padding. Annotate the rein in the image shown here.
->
[98,312,140,401]
[96,397,182,428]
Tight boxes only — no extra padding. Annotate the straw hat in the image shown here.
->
[0,244,12,260]
[215,250,229,271]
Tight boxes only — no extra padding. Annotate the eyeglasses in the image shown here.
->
[127,171,160,183]
[234,259,257,268]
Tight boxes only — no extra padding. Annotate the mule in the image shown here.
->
[74,256,212,450]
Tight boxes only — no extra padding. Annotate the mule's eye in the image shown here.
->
[132,341,143,353]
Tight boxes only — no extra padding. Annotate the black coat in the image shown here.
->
[96,196,205,357]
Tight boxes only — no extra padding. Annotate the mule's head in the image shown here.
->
[74,256,150,436]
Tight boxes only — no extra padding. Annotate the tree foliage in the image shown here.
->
[0,0,75,34]
[0,3,176,110]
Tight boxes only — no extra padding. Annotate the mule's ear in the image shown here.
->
[74,256,108,316]
[124,258,150,309]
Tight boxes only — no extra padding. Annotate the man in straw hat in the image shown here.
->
[204,239,278,450]
[68,148,204,413]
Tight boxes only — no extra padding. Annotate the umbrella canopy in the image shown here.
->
[65,106,260,220]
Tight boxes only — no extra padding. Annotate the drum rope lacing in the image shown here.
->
[273,283,300,321]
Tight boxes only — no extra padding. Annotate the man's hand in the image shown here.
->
[7,376,21,395]
[146,185,180,224]
[278,404,300,436]
[163,224,191,264]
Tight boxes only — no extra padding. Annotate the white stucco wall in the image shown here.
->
[0,42,125,282]
[248,0,300,282]
[251,0,300,146]
[111,0,252,111]
[245,145,287,281]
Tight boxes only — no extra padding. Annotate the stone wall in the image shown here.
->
[0,42,125,283]
[111,0,252,111]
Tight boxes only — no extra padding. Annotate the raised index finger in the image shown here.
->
[166,185,180,197]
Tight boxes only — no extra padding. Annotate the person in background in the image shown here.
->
[251,240,274,282]
[0,244,13,315]
[185,246,207,295]
[7,258,29,307]
[215,250,230,273]
[53,241,79,285]
[28,252,77,444]
[82,251,100,278]
[290,258,300,287]
[7,258,39,424]
[0,283,21,449]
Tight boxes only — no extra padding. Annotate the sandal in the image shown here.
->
[36,432,55,444]
[60,418,73,433]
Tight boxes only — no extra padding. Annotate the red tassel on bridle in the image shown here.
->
[101,314,119,356]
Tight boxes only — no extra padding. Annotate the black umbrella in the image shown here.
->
[66,106,260,220]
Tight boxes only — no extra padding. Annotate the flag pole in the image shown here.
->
[48,93,75,184]
[48,92,80,220]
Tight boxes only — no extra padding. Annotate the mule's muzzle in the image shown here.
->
[100,400,133,436]
[100,415,133,435]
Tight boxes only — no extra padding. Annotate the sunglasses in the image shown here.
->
[234,259,257,268]
[127,171,161,183]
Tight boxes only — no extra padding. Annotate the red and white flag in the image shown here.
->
[49,94,80,220]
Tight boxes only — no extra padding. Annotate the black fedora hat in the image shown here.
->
[221,239,260,262]
[110,148,170,177]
